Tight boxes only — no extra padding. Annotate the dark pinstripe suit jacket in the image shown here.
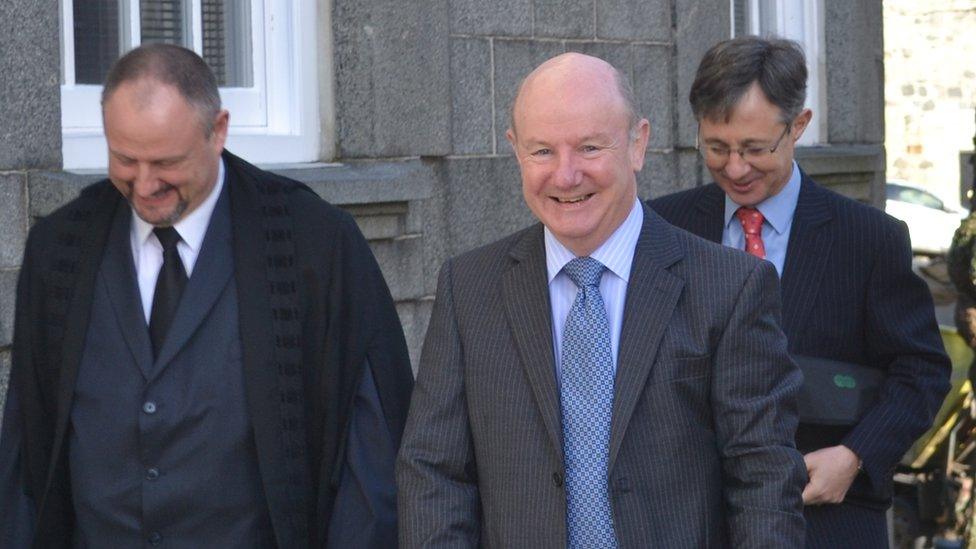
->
[397,203,807,548]
[650,173,951,509]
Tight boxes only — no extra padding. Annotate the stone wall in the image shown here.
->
[328,0,739,368]
[0,0,888,401]
[884,0,976,208]
[328,0,889,371]
[0,0,61,420]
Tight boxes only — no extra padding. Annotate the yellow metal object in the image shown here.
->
[911,388,971,469]
[903,327,974,468]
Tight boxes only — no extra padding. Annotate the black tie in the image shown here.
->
[149,227,187,358]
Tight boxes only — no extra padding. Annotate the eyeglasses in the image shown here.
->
[696,123,792,165]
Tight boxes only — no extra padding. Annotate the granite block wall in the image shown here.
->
[436,0,724,271]
[0,0,61,420]
[0,0,888,394]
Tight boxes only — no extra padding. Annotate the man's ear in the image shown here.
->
[505,128,520,158]
[630,119,650,172]
[791,108,813,142]
[211,109,230,152]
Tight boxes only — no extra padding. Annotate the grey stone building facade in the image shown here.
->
[0,0,885,414]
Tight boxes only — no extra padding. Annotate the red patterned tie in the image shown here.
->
[736,207,766,259]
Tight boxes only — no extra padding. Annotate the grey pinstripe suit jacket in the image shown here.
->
[397,204,807,548]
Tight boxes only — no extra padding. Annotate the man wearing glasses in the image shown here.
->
[651,36,950,548]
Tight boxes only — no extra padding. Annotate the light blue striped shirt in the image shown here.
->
[722,161,802,276]
[545,199,643,381]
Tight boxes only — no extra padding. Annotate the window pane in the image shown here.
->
[140,0,189,47]
[73,0,122,84]
[202,0,253,87]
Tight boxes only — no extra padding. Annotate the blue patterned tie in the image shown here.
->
[560,257,617,548]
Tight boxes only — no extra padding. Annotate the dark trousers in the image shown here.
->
[805,502,888,549]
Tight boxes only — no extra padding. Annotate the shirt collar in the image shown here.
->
[545,198,644,284]
[132,157,226,251]
[723,160,801,235]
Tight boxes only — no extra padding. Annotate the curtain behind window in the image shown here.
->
[71,0,251,87]
[73,0,121,84]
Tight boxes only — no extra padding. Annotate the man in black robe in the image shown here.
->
[0,43,413,548]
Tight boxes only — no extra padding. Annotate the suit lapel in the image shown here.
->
[502,225,564,457]
[609,205,684,469]
[693,184,726,244]
[149,181,234,378]
[780,173,834,338]
[100,203,154,379]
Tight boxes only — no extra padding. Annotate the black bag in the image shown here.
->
[793,355,884,426]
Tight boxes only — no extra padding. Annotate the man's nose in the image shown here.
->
[133,164,160,195]
[554,153,582,187]
[723,151,752,180]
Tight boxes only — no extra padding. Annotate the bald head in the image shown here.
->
[508,53,640,138]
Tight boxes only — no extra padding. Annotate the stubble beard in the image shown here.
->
[123,186,189,228]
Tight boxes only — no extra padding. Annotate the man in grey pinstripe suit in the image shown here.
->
[397,53,807,548]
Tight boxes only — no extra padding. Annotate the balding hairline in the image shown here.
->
[508,56,642,141]
[101,44,221,137]
[104,76,216,138]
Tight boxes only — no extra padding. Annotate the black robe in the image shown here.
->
[3,151,414,547]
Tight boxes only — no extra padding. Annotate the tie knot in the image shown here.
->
[153,226,182,252]
[563,257,605,289]
[735,207,764,235]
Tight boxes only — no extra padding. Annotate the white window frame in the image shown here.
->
[60,0,320,170]
[731,0,827,146]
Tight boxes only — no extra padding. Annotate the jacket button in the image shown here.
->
[148,532,162,545]
[552,472,563,487]
[146,467,160,481]
[142,401,157,414]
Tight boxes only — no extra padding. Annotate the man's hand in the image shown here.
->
[802,445,861,505]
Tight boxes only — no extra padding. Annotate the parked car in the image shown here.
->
[886,181,969,256]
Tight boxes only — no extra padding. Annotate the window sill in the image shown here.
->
[31,158,435,219]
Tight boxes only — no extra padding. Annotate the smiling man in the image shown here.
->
[651,36,951,548]
[0,44,414,548]
[397,52,806,548]
[103,74,226,227]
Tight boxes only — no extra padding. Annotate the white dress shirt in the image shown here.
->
[545,198,643,382]
[130,159,225,323]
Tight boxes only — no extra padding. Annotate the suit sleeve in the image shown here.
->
[396,260,480,548]
[842,219,951,495]
[712,260,807,547]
